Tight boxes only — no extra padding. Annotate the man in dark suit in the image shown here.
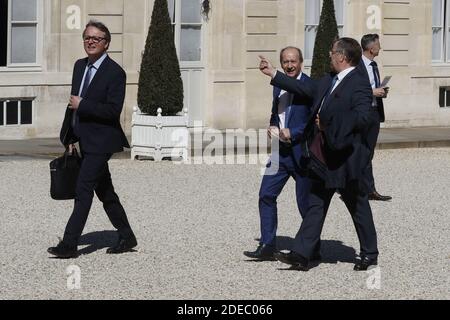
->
[48,21,137,258]
[244,47,315,261]
[259,37,379,271]
[359,34,392,201]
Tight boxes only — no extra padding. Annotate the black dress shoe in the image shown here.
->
[48,241,78,259]
[106,236,137,254]
[368,191,392,201]
[243,244,276,261]
[353,255,378,271]
[274,251,309,271]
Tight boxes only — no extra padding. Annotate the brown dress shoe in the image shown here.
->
[368,191,392,201]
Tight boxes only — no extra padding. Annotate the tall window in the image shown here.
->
[0,0,7,66]
[0,0,39,67]
[432,0,450,62]
[168,0,203,64]
[304,0,344,61]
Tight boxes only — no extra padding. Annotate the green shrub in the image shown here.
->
[311,0,339,79]
[137,0,184,115]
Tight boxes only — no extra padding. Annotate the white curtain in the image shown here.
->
[10,0,37,64]
[304,0,344,60]
[432,0,444,61]
[168,0,175,22]
[180,25,201,61]
[180,0,202,61]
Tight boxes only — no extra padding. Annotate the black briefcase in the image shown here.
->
[301,130,328,181]
[49,148,81,200]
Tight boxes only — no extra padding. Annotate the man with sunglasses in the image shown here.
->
[48,21,137,258]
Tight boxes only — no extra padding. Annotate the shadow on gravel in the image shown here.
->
[244,236,357,269]
[77,230,118,255]
[276,236,357,267]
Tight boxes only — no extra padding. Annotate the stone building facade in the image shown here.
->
[0,0,449,140]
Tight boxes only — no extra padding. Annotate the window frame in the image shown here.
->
[432,0,445,63]
[304,0,346,66]
[0,0,43,71]
[439,87,450,108]
[169,0,205,68]
[430,0,450,64]
[0,99,34,127]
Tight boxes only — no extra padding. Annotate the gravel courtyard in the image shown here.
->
[0,148,448,300]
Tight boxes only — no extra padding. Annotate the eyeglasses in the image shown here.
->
[329,50,342,57]
[83,36,106,44]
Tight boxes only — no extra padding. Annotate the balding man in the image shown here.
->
[244,47,316,262]
[259,38,379,271]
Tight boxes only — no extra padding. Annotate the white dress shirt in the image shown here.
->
[78,53,108,96]
[277,72,302,129]
[330,66,355,93]
[362,54,378,106]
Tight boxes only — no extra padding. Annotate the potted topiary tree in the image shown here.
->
[131,0,188,161]
[310,0,339,79]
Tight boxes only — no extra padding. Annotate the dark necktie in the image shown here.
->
[72,63,94,128]
[319,75,338,112]
[370,61,380,88]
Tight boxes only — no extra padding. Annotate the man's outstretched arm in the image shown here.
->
[259,55,315,99]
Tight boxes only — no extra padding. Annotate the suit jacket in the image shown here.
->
[60,55,130,154]
[270,73,313,164]
[271,68,373,190]
[357,59,385,122]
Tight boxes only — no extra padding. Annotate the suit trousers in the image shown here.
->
[364,108,381,192]
[258,148,310,247]
[63,152,134,247]
[292,179,378,260]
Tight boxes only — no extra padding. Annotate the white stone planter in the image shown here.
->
[131,107,189,161]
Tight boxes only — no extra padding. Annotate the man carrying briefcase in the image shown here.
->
[47,20,137,259]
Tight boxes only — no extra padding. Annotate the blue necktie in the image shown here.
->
[370,61,380,88]
[320,75,338,112]
[327,75,339,96]
[72,63,93,129]
[80,63,94,98]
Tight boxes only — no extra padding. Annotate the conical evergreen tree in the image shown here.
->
[138,0,183,115]
[310,0,339,79]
